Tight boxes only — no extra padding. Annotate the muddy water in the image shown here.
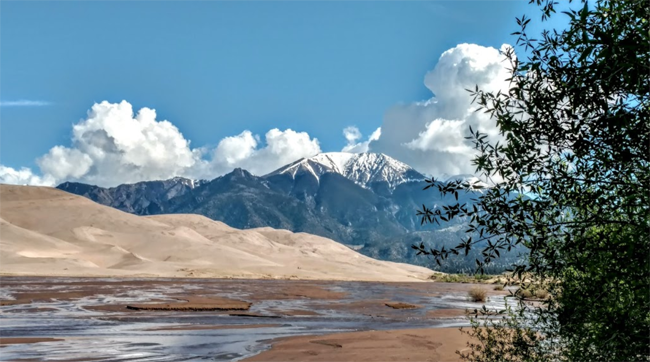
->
[0,277,516,361]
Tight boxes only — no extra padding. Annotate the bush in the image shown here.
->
[535,289,549,300]
[468,287,488,302]
[516,288,533,299]
[430,273,499,284]
[474,274,493,282]
[458,304,547,362]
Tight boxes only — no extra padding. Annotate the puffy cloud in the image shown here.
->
[368,43,513,177]
[342,127,381,153]
[1,100,321,187]
[38,146,93,180]
[32,100,202,186]
[213,130,258,167]
[0,166,55,186]
[211,128,321,175]
[343,126,362,144]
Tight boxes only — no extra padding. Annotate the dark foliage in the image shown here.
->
[414,0,649,360]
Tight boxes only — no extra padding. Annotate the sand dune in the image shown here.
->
[0,185,434,281]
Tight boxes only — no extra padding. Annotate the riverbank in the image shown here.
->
[243,327,471,362]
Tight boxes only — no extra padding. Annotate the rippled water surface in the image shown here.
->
[0,277,516,361]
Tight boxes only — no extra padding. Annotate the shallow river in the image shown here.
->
[0,277,516,361]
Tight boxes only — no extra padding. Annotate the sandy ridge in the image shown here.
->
[0,185,433,282]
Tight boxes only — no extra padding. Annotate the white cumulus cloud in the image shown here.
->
[211,128,321,175]
[0,100,322,187]
[0,166,55,186]
[368,43,513,177]
[33,100,202,186]
[342,127,381,153]
[343,126,362,144]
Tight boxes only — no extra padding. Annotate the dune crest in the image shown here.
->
[0,185,433,282]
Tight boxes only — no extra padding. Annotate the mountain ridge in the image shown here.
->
[55,152,516,272]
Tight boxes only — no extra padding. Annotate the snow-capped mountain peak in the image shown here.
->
[308,152,356,174]
[265,152,425,189]
[265,156,336,181]
[341,153,420,189]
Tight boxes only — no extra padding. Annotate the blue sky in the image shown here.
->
[0,1,567,186]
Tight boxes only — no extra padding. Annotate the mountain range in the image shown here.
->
[57,152,515,272]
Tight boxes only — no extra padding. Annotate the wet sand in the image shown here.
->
[0,337,64,346]
[126,296,251,311]
[385,302,421,309]
[142,323,282,331]
[243,327,471,362]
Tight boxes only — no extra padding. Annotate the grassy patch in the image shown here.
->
[493,284,504,291]
[516,288,533,299]
[468,287,488,302]
[430,273,497,284]
[535,289,549,299]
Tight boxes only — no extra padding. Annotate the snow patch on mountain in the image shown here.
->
[170,176,207,189]
[266,152,426,189]
[341,153,421,189]
[266,158,333,181]
[310,153,356,173]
